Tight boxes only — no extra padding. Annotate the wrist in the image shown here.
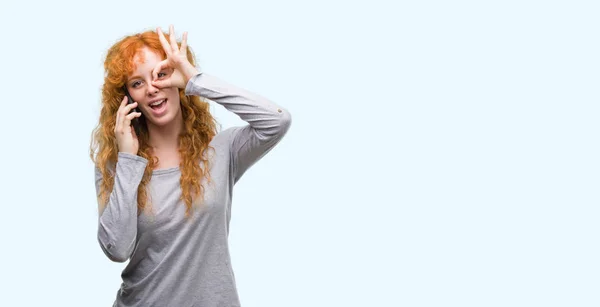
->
[180,63,200,88]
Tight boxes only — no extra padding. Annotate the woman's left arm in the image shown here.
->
[185,72,292,182]
[151,25,291,181]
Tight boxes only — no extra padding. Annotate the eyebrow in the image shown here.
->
[127,75,143,82]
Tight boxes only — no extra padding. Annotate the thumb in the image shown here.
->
[152,78,170,89]
[152,59,169,80]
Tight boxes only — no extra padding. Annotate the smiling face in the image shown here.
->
[125,47,181,128]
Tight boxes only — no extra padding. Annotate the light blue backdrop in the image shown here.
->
[0,0,597,306]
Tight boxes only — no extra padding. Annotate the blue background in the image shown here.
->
[0,0,597,306]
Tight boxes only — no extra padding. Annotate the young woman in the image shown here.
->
[89,25,291,306]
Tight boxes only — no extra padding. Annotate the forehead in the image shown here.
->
[131,48,163,71]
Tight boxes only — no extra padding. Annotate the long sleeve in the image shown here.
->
[95,152,148,262]
[185,72,292,183]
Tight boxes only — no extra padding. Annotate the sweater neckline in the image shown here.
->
[152,166,181,175]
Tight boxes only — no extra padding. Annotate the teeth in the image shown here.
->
[151,99,165,106]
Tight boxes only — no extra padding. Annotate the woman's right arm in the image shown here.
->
[95,152,148,262]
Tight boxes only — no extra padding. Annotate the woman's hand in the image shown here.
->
[151,25,199,89]
[115,96,141,155]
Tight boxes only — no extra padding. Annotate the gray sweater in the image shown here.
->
[95,72,291,307]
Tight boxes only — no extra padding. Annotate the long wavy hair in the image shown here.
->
[90,29,218,220]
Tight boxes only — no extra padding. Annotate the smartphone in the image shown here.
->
[123,86,142,136]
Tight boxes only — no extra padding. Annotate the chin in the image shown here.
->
[145,107,181,127]
[147,115,174,127]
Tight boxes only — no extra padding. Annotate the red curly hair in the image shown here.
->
[90,29,218,219]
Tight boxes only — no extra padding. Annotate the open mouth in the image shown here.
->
[150,99,166,109]
[149,99,167,113]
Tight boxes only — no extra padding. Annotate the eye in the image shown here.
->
[132,81,142,88]
[157,71,167,78]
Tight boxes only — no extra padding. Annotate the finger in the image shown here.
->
[180,31,188,53]
[117,95,126,118]
[123,111,142,129]
[115,111,121,132]
[169,25,178,49]
[152,59,169,81]
[115,95,130,131]
[156,27,172,54]
[152,78,170,89]
[121,102,138,117]
[125,111,142,122]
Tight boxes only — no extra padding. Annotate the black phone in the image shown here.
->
[123,86,142,136]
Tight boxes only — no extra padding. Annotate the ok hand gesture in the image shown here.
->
[151,25,200,90]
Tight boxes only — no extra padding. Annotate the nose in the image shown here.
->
[146,82,159,96]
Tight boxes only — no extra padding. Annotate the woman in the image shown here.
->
[89,25,291,306]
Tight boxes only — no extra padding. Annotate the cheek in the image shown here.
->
[130,91,145,103]
[168,91,181,105]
